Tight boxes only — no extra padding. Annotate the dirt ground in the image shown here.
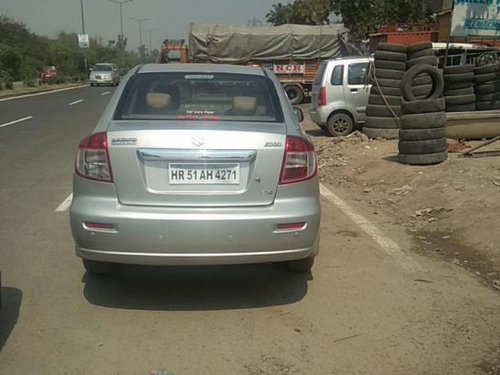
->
[301,106,500,292]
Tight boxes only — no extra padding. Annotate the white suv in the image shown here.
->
[310,56,373,136]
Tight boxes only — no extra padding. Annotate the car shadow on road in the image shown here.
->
[82,264,310,311]
[0,287,23,351]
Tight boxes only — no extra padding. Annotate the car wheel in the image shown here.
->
[287,256,315,272]
[90,83,95,87]
[83,259,113,274]
[327,113,354,136]
[285,85,304,105]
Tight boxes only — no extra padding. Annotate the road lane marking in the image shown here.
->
[320,183,422,272]
[0,116,33,128]
[55,193,73,212]
[100,91,111,96]
[68,99,85,106]
[0,85,88,102]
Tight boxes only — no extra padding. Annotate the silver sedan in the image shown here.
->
[70,63,321,273]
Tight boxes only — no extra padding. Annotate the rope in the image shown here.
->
[368,61,401,125]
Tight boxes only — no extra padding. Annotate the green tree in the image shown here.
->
[266,3,294,25]
[267,0,332,25]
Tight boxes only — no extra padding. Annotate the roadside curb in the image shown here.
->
[0,84,89,102]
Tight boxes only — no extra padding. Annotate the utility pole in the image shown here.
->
[129,16,150,59]
[108,0,133,40]
[145,28,158,56]
[80,0,88,75]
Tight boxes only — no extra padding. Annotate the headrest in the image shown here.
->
[146,93,172,109]
[233,96,257,113]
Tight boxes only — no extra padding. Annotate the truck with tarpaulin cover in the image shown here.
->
[157,23,353,104]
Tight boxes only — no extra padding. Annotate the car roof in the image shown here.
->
[324,56,373,64]
[137,63,266,76]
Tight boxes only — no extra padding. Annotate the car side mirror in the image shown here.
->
[293,107,304,122]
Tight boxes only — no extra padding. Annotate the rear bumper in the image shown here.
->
[310,107,328,126]
[70,183,321,266]
[90,78,115,85]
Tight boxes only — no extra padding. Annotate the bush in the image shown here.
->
[4,79,13,89]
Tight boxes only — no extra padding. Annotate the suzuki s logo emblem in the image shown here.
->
[192,134,205,148]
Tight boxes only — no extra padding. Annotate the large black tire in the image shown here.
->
[444,87,475,96]
[364,116,400,129]
[400,112,446,129]
[374,50,407,62]
[443,64,475,74]
[446,103,476,112]
[409,48,436,59]
[402,97,445,115]
[411,84,433,98]
[445,80,475,90]
[399,127,446,141]
[475,81,500,94]
[399,138,447,154]
[406,56,437,68]
[445,94,476,106]
[475,64,499,74]
[476,101,500,110]
[402,65,444,102]
[366,104,402,117]
[287,256,315,272]
[370,86,401,96]
[476,91,500,101]
[368,94,402,106]
[474,72,498,84]
[285,85,304,105]
[83,259,114,274]
[373,68,405,80]
[374,60,406,71]
[408,42,433,54]
[362,127,399,139]
[413,75,433,86]
[326,112,354,136]
[398,152,447,165]
[374,78,401,88]
[443,72,474,83]
[377,43,408,53]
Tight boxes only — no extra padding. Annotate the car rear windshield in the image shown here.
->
[94,65,113,71]
[114,72,283,122]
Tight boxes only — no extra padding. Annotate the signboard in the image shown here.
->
[450,0,500,37]
[77,34,90,49]
[273,63,305,75]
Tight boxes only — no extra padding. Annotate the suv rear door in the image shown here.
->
[343,61,371,122]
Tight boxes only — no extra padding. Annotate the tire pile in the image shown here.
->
[443,64,476,112]
[398,65,448,165]
[364,43,407,139]
[474,63,500,111]
[406,42,438,100]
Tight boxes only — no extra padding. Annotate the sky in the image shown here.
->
[0,0,291,51]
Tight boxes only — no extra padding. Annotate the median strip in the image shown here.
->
[100,91,111,96]
[68,99,85,106]
[0,116,33,128]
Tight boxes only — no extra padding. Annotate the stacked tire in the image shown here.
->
[406,42,438,100]
[364,43,407,139]
[398,65,448,165]
[443,64,476,112]
[474,63,500,111]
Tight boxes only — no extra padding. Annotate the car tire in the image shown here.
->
[368,94,402,106]
[474,72,498,84]
[366,104,401,117]
[412,74,433,86]
[374,51,407,62]
[475,81,500,94]
[398,138,447,154]
[400,112,446,129]
[476,101,500,110]
[408,42,433,54]
[411,84,434,98]
[399,127,446,141]
[401,97,445,115]
[327,112,354,136]
[443,72,475,83]
[409,48,436,59]
[83,259,114,274]
[376,43,408,54]
[398,152,447,165]
[443,64,475,74]
[374,60,406,71]
[362,127,399,139]
[402,65,444,102]
[364,116,400,129]
[406,56,437,68]
[444,87,475,96]
[371,86,401,96]
[373,78,401,88]
[475,91,500,101]
[373,68,405,80]
[446,103,476,112]
[475,64,499,74]
[445,94,476,106]
[90,83,95,86]
[287,256,315,272]
[285,85,304,105]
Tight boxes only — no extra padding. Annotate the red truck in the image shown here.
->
[157,23,352,104]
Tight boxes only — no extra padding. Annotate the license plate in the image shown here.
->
[169,163,240,185]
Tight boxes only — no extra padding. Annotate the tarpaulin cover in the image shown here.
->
[189,23,348,63]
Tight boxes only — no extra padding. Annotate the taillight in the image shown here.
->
[75,132,113,182]
[319,87,327,106]
[279,136,317,185]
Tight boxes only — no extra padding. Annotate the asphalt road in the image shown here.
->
[0,87,499,374]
